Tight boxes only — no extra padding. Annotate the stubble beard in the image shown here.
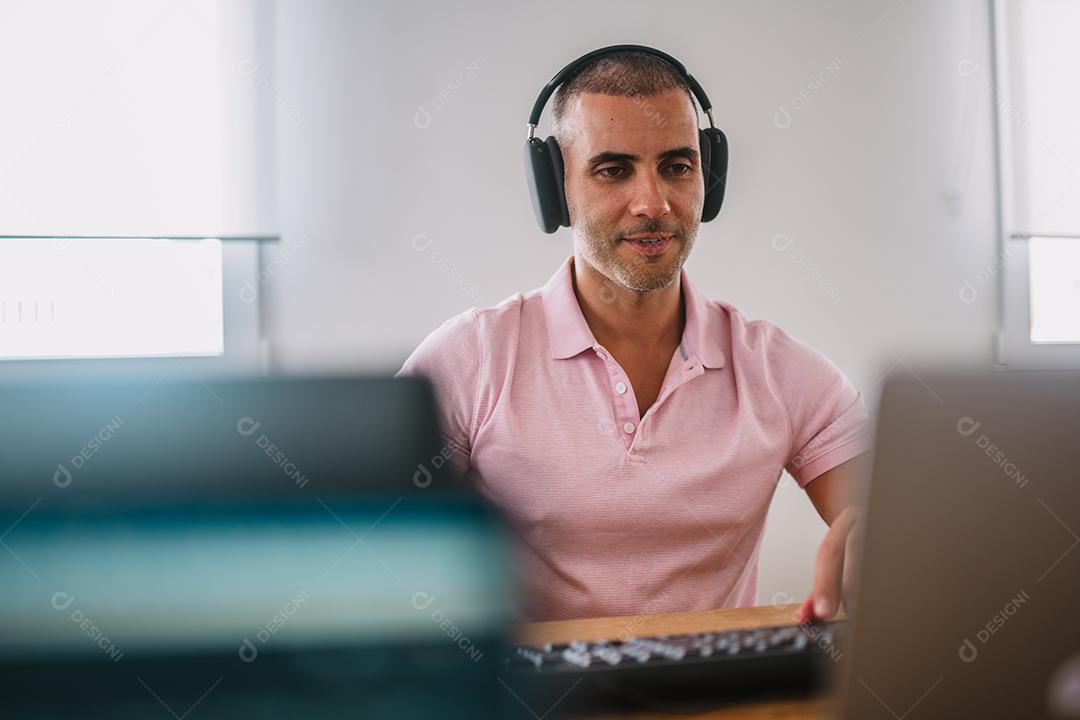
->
[574,216,698,294]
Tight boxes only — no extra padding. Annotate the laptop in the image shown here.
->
[0,376,510,719]
[834,368,1080,719]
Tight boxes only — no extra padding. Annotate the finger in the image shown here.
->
[794,595,815,623]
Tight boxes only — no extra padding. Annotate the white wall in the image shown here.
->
[262,0,1002,602]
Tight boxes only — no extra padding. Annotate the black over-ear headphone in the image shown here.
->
[524,44,728,234]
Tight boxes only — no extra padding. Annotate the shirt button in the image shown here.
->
[615,382,627,394]
[596,350,608,360]
[623,422,635,434]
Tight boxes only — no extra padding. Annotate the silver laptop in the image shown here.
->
[835,368,1080,720]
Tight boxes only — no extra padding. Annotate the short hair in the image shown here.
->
[550,50,700,138]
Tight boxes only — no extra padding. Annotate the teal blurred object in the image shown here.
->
[0,377,510,719]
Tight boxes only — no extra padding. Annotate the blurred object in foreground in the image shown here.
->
[835,367,1080,720]
[0,376,509,719]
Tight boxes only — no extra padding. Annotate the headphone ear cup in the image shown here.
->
[524,136,571,233]
[699,127,728,222]
[545,136,570,229]
[699,127,712,190]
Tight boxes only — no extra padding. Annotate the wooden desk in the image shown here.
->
[514,603,836,720]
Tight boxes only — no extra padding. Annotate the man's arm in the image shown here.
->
[804,451,870,523]
[757,320,874,621]
[796,451,872,622]
[394,309,483,483]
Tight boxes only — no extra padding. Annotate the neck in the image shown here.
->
[571,256,684,355]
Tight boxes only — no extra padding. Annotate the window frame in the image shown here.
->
[992,0,1080,369]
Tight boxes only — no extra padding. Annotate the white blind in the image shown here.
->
[1002,0,1080,236]
[0,0,274,236]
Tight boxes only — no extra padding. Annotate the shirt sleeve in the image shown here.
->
[393,309,481,482]
[765,325,875,487]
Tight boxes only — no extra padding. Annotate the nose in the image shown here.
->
[627,170,670,220]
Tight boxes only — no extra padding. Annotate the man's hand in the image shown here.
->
[795,505,861,622]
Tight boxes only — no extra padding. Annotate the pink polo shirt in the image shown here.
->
[396,255,873,621]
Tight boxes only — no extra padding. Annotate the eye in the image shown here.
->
[666,163,693,176]
[596,166,629,179]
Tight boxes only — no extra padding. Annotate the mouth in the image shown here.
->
[622,233,674,256]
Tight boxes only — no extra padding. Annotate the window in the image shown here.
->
[0,0,274,375]
[1028,237,1080,343]
[1,238,223,360]
[993,0,1080,368]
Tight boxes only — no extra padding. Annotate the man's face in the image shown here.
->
[559,87,704,293]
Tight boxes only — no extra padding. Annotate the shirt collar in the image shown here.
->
[541,255,726,369]
[680,266,727,369]
[542,256,595,359]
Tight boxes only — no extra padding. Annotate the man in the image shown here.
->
[396,50,872,624]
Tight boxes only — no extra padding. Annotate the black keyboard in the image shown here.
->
[500,620,844,715]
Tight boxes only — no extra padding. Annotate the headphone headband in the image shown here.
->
[527,44,715,134]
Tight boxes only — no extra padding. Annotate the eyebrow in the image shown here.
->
[586,146,700,167]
